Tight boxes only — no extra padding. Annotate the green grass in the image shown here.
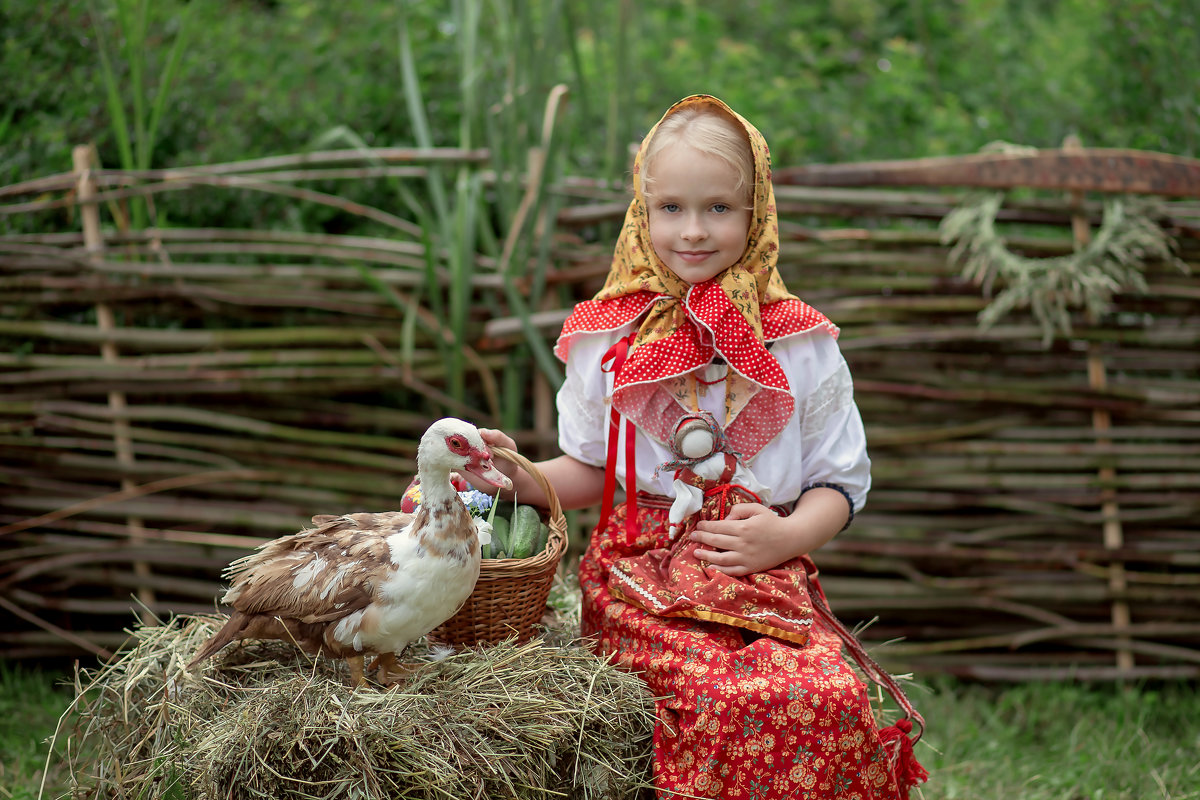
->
[3,661,1198,799]
[0,663,78,800]
[914,678,1200,800]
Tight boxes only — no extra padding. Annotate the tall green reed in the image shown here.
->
[389,0,579,420]
[90,0,192,230]
[395,0,481,404]
[82,0,631,428]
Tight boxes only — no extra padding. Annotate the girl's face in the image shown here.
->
[646,144,752,286]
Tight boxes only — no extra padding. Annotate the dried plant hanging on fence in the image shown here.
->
[940,191,1185,346]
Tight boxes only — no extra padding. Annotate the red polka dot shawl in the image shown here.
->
[554,95,838,460]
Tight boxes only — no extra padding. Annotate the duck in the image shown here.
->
[188,417,512,686]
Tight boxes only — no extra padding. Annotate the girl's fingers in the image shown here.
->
[479,427,517,450]
[693,546,732,565]
[725,502,770,520]
[694,547,750,576]
[692,530,746,569]
[690,528,738,550]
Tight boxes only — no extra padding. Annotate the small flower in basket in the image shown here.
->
[458,488,495,518]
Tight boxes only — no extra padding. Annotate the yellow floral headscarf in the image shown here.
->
[555,95,838,460]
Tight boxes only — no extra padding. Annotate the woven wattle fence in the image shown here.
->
[2,142,1198,681]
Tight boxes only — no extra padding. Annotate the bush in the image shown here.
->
[3,0,1196,235]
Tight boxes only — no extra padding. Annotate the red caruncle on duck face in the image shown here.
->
[445,433,471,456]
[444,431,512,492]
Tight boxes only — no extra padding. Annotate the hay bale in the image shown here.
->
[59,583,655,799]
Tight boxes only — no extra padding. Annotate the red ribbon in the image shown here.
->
[702,482,767,521]
[600,333,639,542]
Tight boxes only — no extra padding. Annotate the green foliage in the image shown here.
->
[590,0,1198,165]
[90,0,193,229]
[4,0,1197,202]
[1,1,101,207]
[4,0,457,233]
[2,0,1196,407]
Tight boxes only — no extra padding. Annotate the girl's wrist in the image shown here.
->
[777,514,831,559]
[785,489,850,556]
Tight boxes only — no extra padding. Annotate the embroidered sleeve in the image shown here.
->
[563,377,605,431]
[800,361,853,444]
[774,334,871,514]
[556,333,612,468]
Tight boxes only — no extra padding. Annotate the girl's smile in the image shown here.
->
[646,145,752,285]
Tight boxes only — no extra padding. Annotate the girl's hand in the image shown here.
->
[473,428,520,489]
[690,503,803,576]
[471,433,605,510]
[478,427,518,452]
[690,487,850,575]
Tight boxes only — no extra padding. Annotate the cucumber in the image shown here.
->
[487,515,510,559]
[532,521,550,556]
[509,504,542,559]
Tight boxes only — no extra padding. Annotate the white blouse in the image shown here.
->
[556,324,871,513]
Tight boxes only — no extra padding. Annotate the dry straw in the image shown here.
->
[54,578,656,800]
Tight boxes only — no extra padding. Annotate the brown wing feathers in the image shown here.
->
[189,513,408,667]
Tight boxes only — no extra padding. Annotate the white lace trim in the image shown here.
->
[611,565,668,611]
[801,361,853,443]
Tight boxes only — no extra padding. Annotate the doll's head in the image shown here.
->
[640,104,755,285]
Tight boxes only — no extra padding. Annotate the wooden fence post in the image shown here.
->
[72,144,157,618]
[1063,135,1133,677]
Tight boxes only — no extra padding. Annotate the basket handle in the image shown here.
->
[490,446,563,521]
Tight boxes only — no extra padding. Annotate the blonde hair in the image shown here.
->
[641,103,754,203]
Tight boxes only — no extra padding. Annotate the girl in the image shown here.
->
[481,95,926,800]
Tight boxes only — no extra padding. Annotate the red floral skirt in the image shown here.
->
[580,499,915,800]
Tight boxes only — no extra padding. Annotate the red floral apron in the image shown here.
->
[580,498,926,800]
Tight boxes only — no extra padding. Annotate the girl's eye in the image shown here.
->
[662,203,680,213]
[711,203,730,214]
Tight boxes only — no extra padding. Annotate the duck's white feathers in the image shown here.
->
[188,417,510,677]
[203,503,480,657]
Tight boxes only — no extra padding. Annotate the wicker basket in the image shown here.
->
[430,446,568,647]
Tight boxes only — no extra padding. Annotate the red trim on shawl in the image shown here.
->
[554,291,661,362]
[762,297,841,342]
[555,283,840,459]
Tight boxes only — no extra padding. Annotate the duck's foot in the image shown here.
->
[346,654,367,688]
[370,652,420,686]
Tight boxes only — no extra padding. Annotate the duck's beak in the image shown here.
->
[463,447,513,491]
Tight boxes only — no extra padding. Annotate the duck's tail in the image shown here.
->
[187,610,247,669]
